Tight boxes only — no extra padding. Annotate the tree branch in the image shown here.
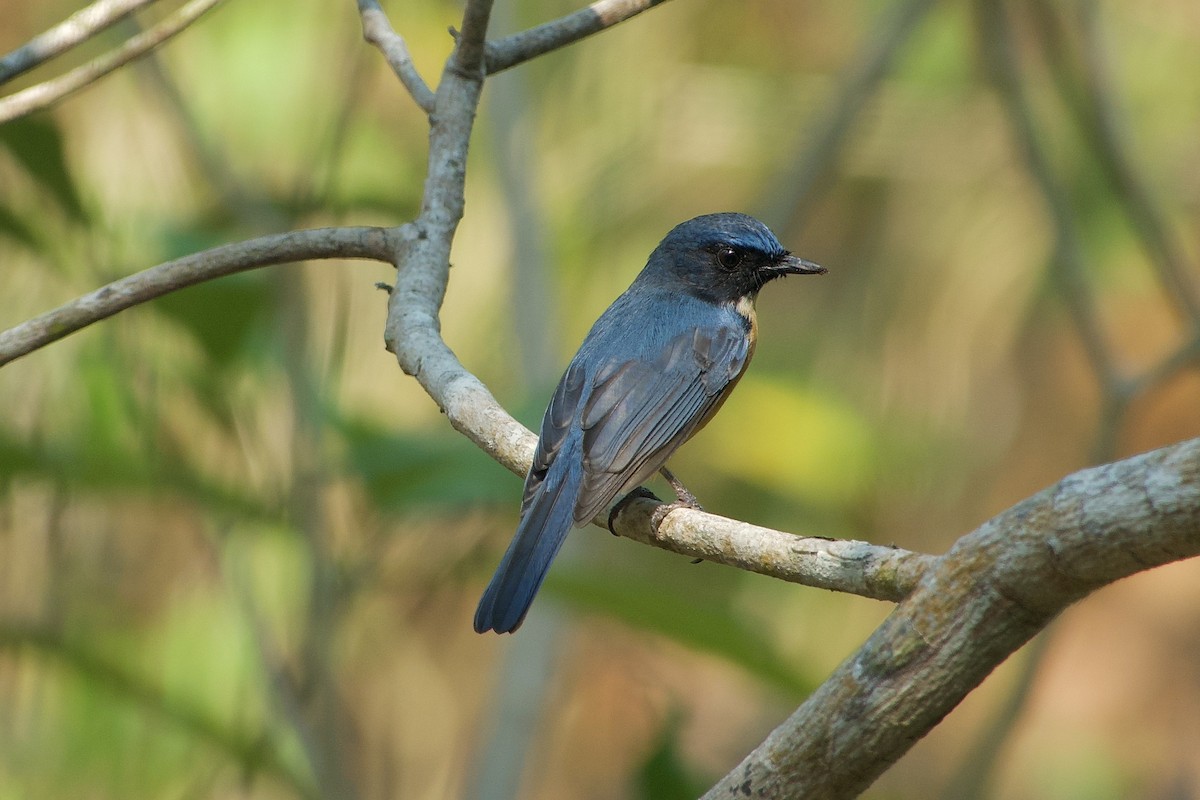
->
[610,496,933,602]
[703,436,1200,799]
[0,0,159,86]
[355,0,435,113]
[452,0,495,76]
[0,226,398,367]
[0,0,226,125]
[485,0,676,75]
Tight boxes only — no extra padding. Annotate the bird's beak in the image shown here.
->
[773,253,827,276]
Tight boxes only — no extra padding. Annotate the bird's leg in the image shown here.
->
[650,467,705,544]
[658,466,703,510]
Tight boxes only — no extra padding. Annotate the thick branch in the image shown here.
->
[0,0,225,125]
[356,0,435,113]
[0,226,397,367]
[0,0,158,85]
[704,437,1200,799]
[485,0,675,75]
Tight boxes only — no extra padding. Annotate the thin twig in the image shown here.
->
[485,0,675,75]
[0,0,159,86]
[0,226,399,367]
[452,0,495,75]
[356,0,435,113]
[0,0,226,125]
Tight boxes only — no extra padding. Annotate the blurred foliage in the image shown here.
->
[1,0,1199,798]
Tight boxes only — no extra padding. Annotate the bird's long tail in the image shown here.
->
[474,454,583,634]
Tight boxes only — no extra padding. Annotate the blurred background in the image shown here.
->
[1,0,1199,797]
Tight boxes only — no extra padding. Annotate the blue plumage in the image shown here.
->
[474,213,824,634]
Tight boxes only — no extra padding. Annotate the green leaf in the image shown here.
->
[0,116,88,224]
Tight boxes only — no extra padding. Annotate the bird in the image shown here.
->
[474,212,825,634]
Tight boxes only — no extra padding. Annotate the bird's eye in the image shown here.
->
[716,246,742,270]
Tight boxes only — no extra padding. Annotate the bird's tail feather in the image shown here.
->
[474,458,582,634]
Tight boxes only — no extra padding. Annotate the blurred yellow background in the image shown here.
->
[1,0,1199,797]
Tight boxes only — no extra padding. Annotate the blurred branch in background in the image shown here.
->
[1031,0,1200,322]
[0,0,159,84]
[467,3,565,792]
[0,0,227,124]
[978,0,1120,401]
[766,0,939,233]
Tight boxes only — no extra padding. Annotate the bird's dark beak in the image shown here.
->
[773,253,827,276]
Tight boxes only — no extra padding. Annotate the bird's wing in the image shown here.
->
[520,358,586,513]
[572,323,750,523]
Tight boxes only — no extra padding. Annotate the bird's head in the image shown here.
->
[645,212,826,302]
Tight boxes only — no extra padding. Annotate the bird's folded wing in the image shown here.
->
[573,324,750,522]
[520,359,586,514]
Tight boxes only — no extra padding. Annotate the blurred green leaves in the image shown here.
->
[695,375,875,510]
[549,553,820,698]
[152,271,274,370]
[0,115,88,225]
[337,414,514,513]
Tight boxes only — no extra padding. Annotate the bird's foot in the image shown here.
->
[653,467,705,562]
[658,466,703,512]
[608,487,659,534]
[650,467,704,533]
